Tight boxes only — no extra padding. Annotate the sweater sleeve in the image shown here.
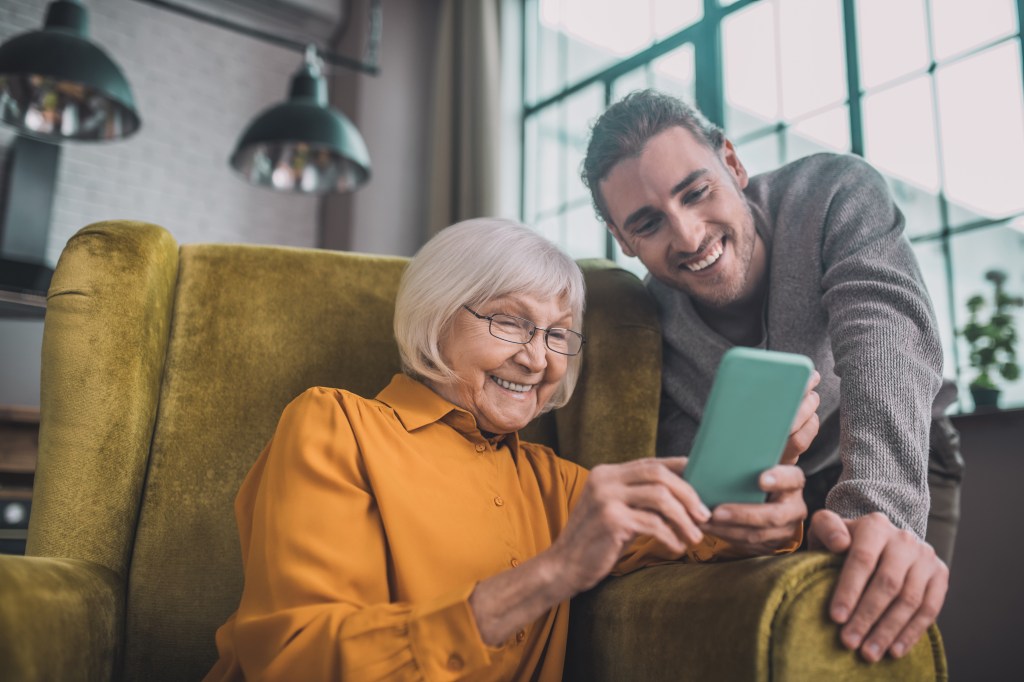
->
[206,388,494,682]
[818,156,943,537]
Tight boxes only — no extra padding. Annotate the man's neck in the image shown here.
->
[694,290,767,346]
[694,236,769,346]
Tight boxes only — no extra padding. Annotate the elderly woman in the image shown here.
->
[204,219,816,681]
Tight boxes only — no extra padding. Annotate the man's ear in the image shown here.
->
[607,222,636,258]
[720,138,749,190]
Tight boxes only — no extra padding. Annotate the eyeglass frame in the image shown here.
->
[461,305,586,356]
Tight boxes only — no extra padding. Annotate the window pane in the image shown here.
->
[653,0,703,39]
[936,43,1024,225]
[784,105,850,163]
[855,0,930,89]
[778,0,847,119]
[862,76,940,193]
[535,214,562,246]
[950,223,1024,410]
[523,114,540,222]
[651,43,696,104]
[539,0,655,97]
[564,202,607,259]
[564,85,605,207]
[930,0,1018,61]
[890,175,943,240]
[530,105,564,219]
[612,67,650,102]
[911,240,957,392]
[528,0,564,103]
[611,237,650,280]
[736,133,781,178]
[723,1,779,137]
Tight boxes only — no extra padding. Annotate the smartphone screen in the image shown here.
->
[682,347,813,508]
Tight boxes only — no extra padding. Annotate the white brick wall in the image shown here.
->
[1,0,322,264]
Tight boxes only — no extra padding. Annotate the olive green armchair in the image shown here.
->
[0,221,947,681]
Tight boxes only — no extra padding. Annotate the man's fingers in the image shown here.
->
[827,514,893,625]
[701,519,799,547]
[856,552,931,661]
[657,456,689,475]
[808,509,852,553]
[760,464,805,492]
[890,564,948,659]
[781,388,820,464]
[840,533,917,654]
[790,388,821,435]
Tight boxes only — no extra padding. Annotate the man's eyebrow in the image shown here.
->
[671,168,709,196]
[621,168,710,231]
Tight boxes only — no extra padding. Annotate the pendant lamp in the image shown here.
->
[0,0,140,141]
[230,45,370,194]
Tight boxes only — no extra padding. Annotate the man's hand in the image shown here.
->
[780,370,821,465]
[809,510,949,662]
[702,465,806,554]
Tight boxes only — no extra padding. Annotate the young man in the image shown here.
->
[581,89,963,663]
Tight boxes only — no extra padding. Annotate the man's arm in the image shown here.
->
[818,155,942,535]
[815,155,948,661]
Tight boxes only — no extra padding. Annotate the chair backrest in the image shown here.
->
[28,221,662,681]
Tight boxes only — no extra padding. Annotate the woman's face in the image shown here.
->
[429,292,572,434]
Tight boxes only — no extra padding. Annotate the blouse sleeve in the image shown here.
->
[213,388,494,681]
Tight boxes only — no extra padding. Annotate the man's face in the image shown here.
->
[599,126,765,310]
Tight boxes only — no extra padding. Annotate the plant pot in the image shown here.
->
[970,385,1001,410]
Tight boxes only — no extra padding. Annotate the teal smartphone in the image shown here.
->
[682,347,814,509]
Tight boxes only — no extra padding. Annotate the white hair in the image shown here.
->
[394,217,586,410]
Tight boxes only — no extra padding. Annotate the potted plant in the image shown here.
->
[960,269,1023,409]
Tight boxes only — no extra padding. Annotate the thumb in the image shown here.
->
[808,509,852,553]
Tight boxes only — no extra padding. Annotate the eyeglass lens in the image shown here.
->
[489,314,582,355]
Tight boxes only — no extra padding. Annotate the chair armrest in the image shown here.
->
[0,555,122,682]
[565,551,947,681]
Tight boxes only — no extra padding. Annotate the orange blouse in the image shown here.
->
[204,374,760,681]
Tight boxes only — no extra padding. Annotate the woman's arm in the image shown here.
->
[469,457,708,646]
[212,389,494,682]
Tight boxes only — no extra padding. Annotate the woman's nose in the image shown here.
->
[516,333,549,370]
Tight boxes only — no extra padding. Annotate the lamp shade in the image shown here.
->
[0,0,140,141]
[230,47,370,194]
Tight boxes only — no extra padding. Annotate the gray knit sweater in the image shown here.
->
[650,153,943,538]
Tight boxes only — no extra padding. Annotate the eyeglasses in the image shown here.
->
[462,305,586,356]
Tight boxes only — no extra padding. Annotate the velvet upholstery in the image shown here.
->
[0,221,947,681]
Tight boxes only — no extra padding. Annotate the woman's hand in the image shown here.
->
[780,370,822,465]
[700,464,807,555]
[548,457,709,595]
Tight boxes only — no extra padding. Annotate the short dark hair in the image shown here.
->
[581,89,725,225]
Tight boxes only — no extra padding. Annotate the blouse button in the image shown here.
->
[475,443,486,452]
[493,496,504,507]
[510,558,520,567]
[447,654,464,671]
[516,630,526,643]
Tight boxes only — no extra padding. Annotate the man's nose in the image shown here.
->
[666,210,706,254]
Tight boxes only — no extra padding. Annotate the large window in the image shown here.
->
[519,0,1024,412]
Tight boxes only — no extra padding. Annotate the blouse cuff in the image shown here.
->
[408,583,493,680]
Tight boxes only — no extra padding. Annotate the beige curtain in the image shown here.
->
[426,0,502,237]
